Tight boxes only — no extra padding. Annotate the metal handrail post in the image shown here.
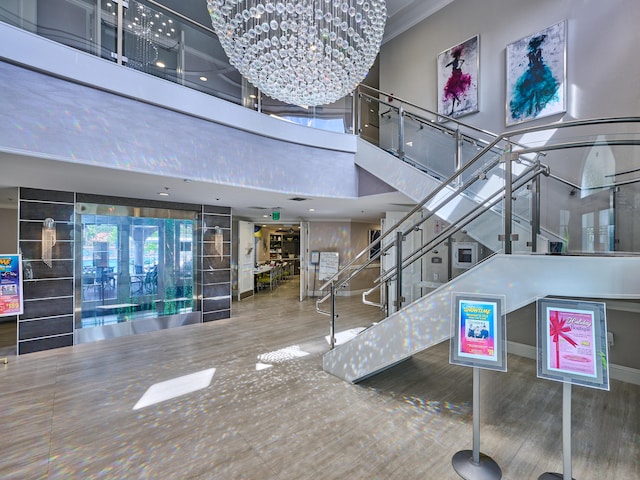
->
[531,171,541,252]
[352,90,359,135]
[395,231,404,311]
[504,143,514,254]
[116,0,124,65]
[330,281,336,349]
[398,104,405,159]
[455,128,462,186]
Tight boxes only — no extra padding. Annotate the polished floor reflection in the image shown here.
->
[0,276,638,479]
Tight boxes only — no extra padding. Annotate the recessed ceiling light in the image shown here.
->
[308,208,315,212]
[156,61,166,68]
[199,76,208,82]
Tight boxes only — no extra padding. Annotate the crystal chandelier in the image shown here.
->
[207,0,387,107]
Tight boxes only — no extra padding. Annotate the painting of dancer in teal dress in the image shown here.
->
[437,35,479,119]
[506,22,565,126]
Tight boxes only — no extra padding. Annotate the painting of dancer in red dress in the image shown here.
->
[437,35,479,119]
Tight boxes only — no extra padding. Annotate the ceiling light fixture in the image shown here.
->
[158,187,170,196]
[207,0,387,107]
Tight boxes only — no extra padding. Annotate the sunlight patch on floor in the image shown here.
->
[133,368,216,410]
[325,327,367,346]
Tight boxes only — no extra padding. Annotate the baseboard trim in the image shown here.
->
[507,341,640,386]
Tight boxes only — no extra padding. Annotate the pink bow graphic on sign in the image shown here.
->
[549,311,578,369]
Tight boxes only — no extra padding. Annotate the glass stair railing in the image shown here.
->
[318,87,640,359]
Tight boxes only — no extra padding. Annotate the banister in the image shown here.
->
[317,85,640,329]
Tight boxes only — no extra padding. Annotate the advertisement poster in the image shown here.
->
[0,254,23,317]
[545,307,596,378]
[458,299,498,361]
[537,298,608,390]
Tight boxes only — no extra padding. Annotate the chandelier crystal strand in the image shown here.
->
[207,0,387,107]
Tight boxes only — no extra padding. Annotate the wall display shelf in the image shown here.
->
[269,234,283,260]
[269,232,299,261]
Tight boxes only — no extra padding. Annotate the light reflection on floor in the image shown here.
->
[133,368,216,410]
[256,345,310,364]
[325,327,367,346]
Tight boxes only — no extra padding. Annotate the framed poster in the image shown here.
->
[318,252,339,281]
[450,293,507,371]
[536,297,609,390]
[437,35,479,119]
[506,21,566,126]
[0,254,24,317]
[369,229,381,260]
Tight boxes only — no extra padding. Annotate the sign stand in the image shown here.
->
[450,293,507,480]
[538,382,575,480]
[452,367,502,480]
[535,297,610,480]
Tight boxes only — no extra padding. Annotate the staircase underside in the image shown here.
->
[322,254,640,383]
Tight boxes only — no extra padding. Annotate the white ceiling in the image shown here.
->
[383,0,454,44]
[0,0,453,224]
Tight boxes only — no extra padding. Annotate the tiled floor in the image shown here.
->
[0,277,638,479]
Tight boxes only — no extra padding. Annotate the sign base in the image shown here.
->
[452,450,502,480]
[538,474,575,480]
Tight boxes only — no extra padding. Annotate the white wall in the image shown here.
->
[380,0,640,134]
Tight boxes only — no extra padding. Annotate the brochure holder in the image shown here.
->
[535,297,609,480]
[450,293,507,480]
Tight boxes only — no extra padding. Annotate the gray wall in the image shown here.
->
[380,0,640,132]
[0,207,17,253]
[380,0,640,368]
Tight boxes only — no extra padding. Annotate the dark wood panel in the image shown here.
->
[203,228,231,243]
[202,254,231,270]
[201,269,230,284]
[19,202,75,221]
[202,282,231,298]
[17,334,73,354]
[20,297,73,320]
[19,240,73,261]
[203,283,230,298]
[202,309,231,322]
[203,298,230,313]
[23,278,73,299]
[23,259,74,280]
[20,187,74,203]
[19,222,74,241]
[203,215,231,229]
[18,316,74,340]
[203,205,231,215]
[202,256,231,270]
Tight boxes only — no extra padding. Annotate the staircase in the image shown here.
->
[322,253,640,382]
[318,87,640,383]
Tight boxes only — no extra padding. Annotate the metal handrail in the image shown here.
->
[357,85,500,141]
[378,163,547,286]
[316,130,507,300]
[319,114,640,298]
[317,89,640,324]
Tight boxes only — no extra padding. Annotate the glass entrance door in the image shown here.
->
[77,204,196,330]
